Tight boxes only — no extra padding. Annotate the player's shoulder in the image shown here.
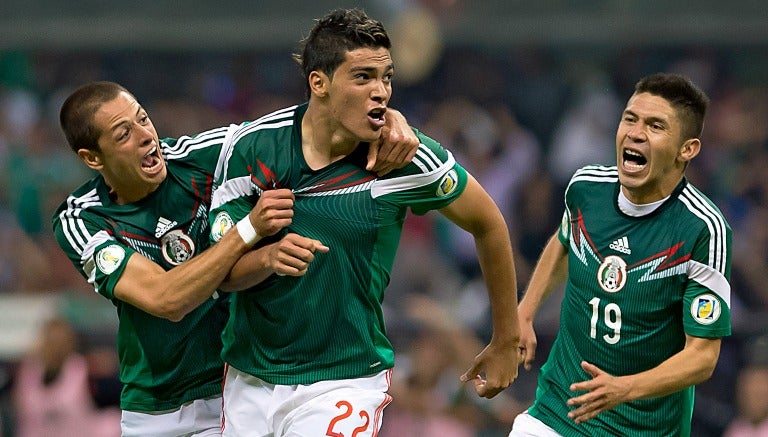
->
[229,105,299,146]
[54,176,104,214]
[161,124,233,160]
[675,181,732,231]
[384,130,454,179]
[565,165,617,195]
[569,165,618,184]
[51,177,108,243]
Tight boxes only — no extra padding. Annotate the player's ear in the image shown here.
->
[678,138,700,163]
[308,70,329,98]
[78,148,104,170]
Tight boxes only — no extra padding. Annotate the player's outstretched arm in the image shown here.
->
[566,335,721,424]
[366,108,419,176]
[113,189,295,321]
[439,174,521,398]
[517,232,569,370]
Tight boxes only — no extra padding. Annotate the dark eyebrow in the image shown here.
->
[109,105,145,134]
[350,63,394,73]
[623,110,667,127]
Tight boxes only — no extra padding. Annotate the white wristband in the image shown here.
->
[236,216,259,246]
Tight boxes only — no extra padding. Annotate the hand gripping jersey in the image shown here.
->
[529,165,732,437]
[52,125,237,412]
[210,103,467,385]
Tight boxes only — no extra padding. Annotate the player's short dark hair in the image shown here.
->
[634,73,709,139]
[60,81,132,153]
[293,8,391,98]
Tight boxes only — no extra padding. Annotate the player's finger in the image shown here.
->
[374,164,396,177]
[262,188,294,197]
[311,241,330,253]
[459,363,480,383]
[580,361,602,377]
[522,345,536,370]
[365,139,379,171]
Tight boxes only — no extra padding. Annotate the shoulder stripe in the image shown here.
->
[371,148,456,198]
[565,165,617,200]
[570,165,618,184]
[56,189,114,274]
[57,189,100,253]
[163,125,230,160]
[411,144,441,173]
[679,184,728,275]
[230,106,296,146]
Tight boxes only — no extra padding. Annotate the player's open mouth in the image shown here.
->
[622,148,647,171]
[142,146,163,172]
[368,107,386,129]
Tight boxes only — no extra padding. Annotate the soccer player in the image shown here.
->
[510,73,732,437]
[209,8,521,436]
[51,81,419,436]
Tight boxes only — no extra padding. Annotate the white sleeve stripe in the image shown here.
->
[412,144,440,170]
[688,259,731,308]
[165,137,227,160]
[229,106,297,145]
[252,105,297,123]
[59,213,84,253]
[679,186,728,274]
[685,186,728,271]
[211,175,257,209]
[371,151,456,198]
[215,124,240,185]
[231,119,294,146]
[164,126,229,157]
[58,190,101,253]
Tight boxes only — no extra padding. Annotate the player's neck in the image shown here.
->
[301,109,358,170]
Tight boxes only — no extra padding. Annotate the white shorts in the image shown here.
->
[509,411,563,437]
[222,364,392,437]
[121,396,222,437]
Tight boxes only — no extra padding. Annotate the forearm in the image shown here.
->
[116,229,254,321]
[622,336,721,401]
[219,246,276,291]
[475,223,520,344]
[518,232,568,322]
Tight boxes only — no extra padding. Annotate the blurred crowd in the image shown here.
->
[0,41,767,436]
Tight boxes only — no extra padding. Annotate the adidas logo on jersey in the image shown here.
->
[609,236,631,254]
[155,217,178,238]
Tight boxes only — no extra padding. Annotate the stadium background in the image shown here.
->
[1,1,767,435]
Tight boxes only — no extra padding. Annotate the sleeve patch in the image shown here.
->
[211,211,235,242]
[436,169,459,197]
[95,244,126,275]
[690,294,722,325]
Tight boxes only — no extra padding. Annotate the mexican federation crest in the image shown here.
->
[161,229,196,265]
[597,255,627,293]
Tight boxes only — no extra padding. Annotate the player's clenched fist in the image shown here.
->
[267,233,329,277]
[247,189,295,237]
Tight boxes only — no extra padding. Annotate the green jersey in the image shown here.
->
[210,103,467,385]
[529,165,732,436]
[52,125,236,412]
